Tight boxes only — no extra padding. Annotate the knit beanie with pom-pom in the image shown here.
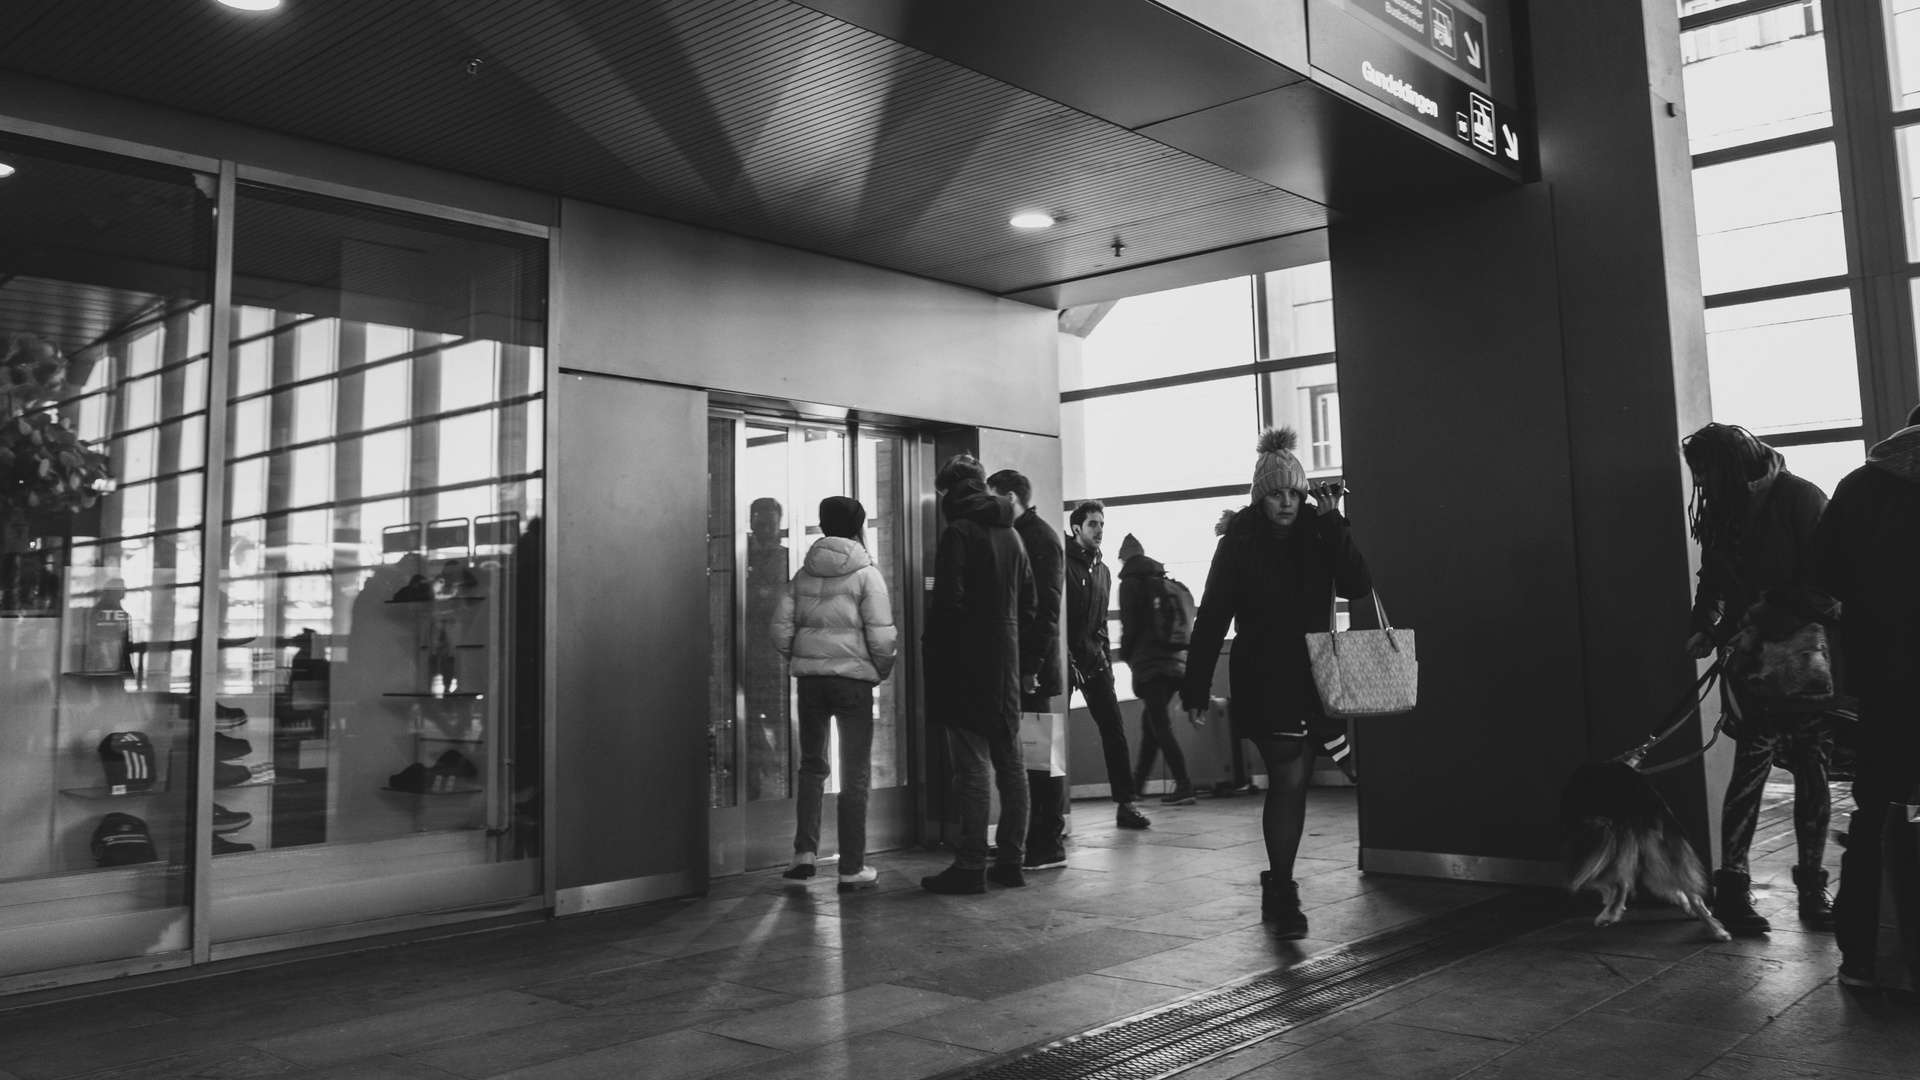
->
[1249,427,1309,503]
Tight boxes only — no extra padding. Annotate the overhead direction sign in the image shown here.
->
[1307,0,1526,179]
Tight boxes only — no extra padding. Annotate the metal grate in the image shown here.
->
[943,891,1572,1080]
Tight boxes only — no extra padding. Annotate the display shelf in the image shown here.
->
[61,670,127,678]
[383,692,484,699]
[384,595,486,605]
[214,777,306,789]
[381,785,483,796]
[415,735,485,744]
[62,785,170,799]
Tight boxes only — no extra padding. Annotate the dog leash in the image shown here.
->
[1609,659,1724,773]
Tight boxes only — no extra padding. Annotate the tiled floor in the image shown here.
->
[0,777,1911,1080]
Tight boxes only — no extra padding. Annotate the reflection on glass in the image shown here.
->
[210,183,545,943]
[1889,0,1920,110]
[1263,363,1342,475]
[741,425,792,802]
[1261,264,1335,359]
[858,433,909,791]
[1777,440,1865,498]
[1081,378,1256,499]
[707,418,738,809]
[1680,4,1829,155]
[1705,290,1861,435]
[1071,278,1256,391]
[1692,143,1847,295]
[1889,127,1920,262]
[0,136,212,977]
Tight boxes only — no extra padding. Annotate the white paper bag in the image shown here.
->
[1019,712,1066,776]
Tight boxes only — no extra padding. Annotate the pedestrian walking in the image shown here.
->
[771,496,897,892]
[1681,422,1837,934]
[1117,533,1199,805]
[922,455,1040,894]
[1065,501,1150,829]
[1181,428,1371,938]
[988,470,1070,871]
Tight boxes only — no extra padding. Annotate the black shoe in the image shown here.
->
[1792,866,1834,930]
[921,866,987,894]
[214,703,249,732]
[212,835,255,856]
[214,762,253,788]
[1711,870,1771,935]
[215,732,252,762]
[1261,871,1309,940]
[783,853,817,880]
[987,864,1027,888]
[1116,805,1151,830]
[1160,786,1197,806]
[210,803,252,834]
[1023,850,1068,870]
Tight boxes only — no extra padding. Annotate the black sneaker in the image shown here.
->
[214,761,253,788]
[210,803,252,834]
[1159,786,1197,805]
[987,864,1027,888]
[921,866,987,894]
[1116,805,1151,830]
[1711,870,1771,935]
[1023,851,1068,870]
[91,813,157,867]
[212,835,255,856]
[215,732,252,762]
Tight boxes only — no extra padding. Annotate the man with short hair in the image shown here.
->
[922,454,1039,893]
[1806,402,1920,985]
[988,469,1069,869]
[1065,500,1150,829]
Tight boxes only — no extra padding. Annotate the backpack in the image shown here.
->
[1148,575,1196,650]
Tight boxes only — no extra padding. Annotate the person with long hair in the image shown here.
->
[1180,428,1371,938]
[1682,422,1834,934]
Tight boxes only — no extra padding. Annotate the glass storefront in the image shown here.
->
[0,132,546,982]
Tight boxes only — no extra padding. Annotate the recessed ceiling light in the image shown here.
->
[217,0,281,10]
[0,163,15,179]
[1009,211,1055,229]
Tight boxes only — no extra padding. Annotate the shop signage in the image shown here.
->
[1307,0,1527,178]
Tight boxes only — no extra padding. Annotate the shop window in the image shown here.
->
[1692,142,1847,295]
[1680,2,1830,155]
[1071,278,1256,391]
[1705,289,1861,434]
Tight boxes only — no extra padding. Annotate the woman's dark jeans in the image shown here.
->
[794,675,875,874]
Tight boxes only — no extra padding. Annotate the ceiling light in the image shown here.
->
[0,163,14,179]
[217,0,282,10]
[1009,211,1055,230]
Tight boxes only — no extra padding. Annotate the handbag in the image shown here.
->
[1304,591,1417,718]
[1707,551,1845,716]
[1019,712,1067,776]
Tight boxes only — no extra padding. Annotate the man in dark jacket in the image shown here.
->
[1805,405,1920,984]
[923,455,1039,894]
[1117,533,1198,805]
[990,470,1069,870]
[1066,501,1150,829]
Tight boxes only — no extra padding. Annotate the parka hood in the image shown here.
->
[941,479,1015,528]
[1868,424,1920,484]
[1118,553,1165,578]
[802,535,872,577]
[1745,445,1786,509]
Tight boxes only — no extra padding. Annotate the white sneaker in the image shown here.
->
[782,852,816,880]
[838,866,879,892]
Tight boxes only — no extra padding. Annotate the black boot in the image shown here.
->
[921,865,987,895]
[1792,865,1834,930]
[1260,871,1309,940]
[1711,870,1771,935]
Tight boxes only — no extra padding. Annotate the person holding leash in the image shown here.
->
[1180,428,1372,938]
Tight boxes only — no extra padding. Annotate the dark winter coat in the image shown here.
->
[1179,504,1372,739]
[1012,508,1066,710]
[1064,539,1111,683]
[924,480,1039,735]
[1690,450,1831,642]
[1118,554,1186,692]
[1806,426,1920,706]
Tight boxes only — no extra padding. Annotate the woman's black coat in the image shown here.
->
[1179,504,1372,740]
[923,481,1039,736]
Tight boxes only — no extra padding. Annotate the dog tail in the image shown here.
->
[1566,816,1617,892]
[1640,821,1708,897]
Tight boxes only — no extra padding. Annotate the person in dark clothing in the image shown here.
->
[1805,405,1920,985]
[922,454,1040,894]
[1066,500,1150,829]
[1681,423,1837,934]
[1181,428,1371,938]
[989,470,1070,871]
[1117,533,1199,805]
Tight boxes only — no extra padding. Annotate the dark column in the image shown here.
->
[1331,0,1713,881]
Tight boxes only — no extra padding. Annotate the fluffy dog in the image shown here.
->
[1562,761,1731,940]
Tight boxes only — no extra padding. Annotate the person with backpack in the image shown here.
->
[987,469,1070,871]
[771,496,897,892]
[1117,533,1199,805]
[1805,403,1920,989]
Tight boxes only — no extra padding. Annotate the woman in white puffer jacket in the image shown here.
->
[771,496,897,891]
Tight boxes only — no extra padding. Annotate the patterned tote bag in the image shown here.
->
[1304,590,1418,718]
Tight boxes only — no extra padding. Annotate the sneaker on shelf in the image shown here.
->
[388,763,429,793]
[986,863,1027,888]
[212,835,255,856]
[1159,786,1197,806]
[1116,804,1151,830]
[246,762,276,786]
[214,732,252,762]
[837,866,878,892]
[210,803,252,834]
[214,703,249,731]
[213,762,252,788]
[428,750,476,793]
[783,852,817,880]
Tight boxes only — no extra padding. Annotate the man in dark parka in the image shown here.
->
[989,469,1069,870]
[923,455,1039,893]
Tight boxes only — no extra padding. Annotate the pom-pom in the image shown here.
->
[1256,427,1298,455]
[1215,508,1238,536]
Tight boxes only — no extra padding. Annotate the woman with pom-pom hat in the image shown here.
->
[1179,427,1375,938]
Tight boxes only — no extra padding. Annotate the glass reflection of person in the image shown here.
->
[744,496,790,801]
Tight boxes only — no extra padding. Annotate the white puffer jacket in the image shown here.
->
[772,536,897,683]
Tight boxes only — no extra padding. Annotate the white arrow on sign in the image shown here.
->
[1465,32,1482,70]
[1501,123,1520,160]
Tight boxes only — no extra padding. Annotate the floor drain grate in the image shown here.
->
[943,890,1572,1080]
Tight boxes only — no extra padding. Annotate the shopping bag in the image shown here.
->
[1020,712,1066,776]
[1868,788,1920,992]
[1304,591,1417,718]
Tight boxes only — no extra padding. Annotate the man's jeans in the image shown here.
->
[1834,701,1920,973]
[794,676,875,874]
[946,723,1029,869]
[1079,667,1137,804]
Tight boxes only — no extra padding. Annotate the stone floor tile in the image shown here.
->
[1170,1036,1308,1080]
[0,999,176,1056]
[1094,927,1331,991]
[1591,949,1833,1033]
[1704,926,1841,965]
[296,1056,473,1080]
[1236,1020,1509,1080]
[0,996,368,1080]
[488,1029,782,1080]
[1457,1012,1745,1079]
[1695,1050,1919,1079]
[518,942,839,1010]
[1730,984,1920,1076]
[1547,909,1723,962]
[1382,946,1671,1042]
[888,974,1191,1053]
[892,928,1191,1000]
[39,1045,298,1080]
[1109,893,1267,939]
[246,990,580,1068]
[1289,882,1493,943]
[694,982,974,1052]
[703,1030,988,1080]
[1274,943,1544,1048]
